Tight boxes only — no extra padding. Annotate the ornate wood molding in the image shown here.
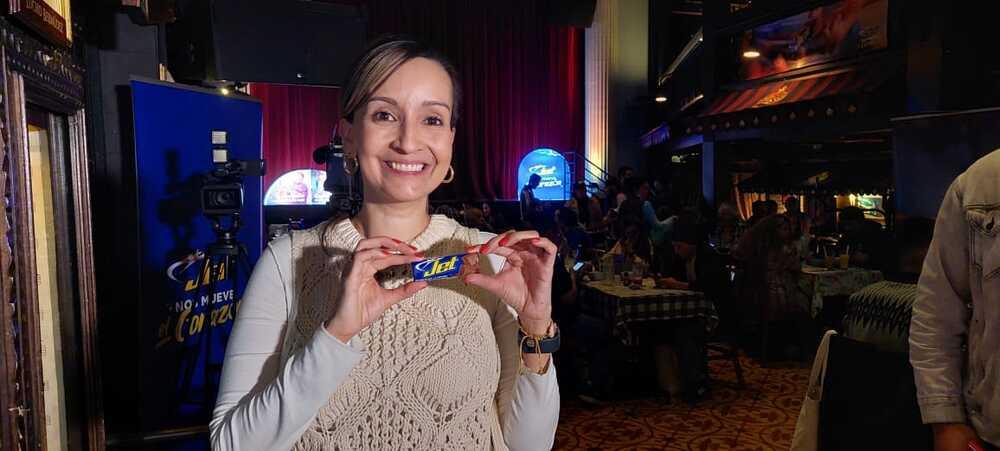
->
[0,17,83,105]
[0,15,94,451]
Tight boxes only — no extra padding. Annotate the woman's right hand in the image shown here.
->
[324,237,428,343]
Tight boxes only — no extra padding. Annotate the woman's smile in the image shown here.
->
[383,160,431,175]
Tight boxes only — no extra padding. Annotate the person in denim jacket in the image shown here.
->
[912,150,1000,451]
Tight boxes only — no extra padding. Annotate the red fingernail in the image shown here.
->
[409,244,418,250]
[498,235,510,246]
[382,250,392,255]
[391,238,402,243]
[479,244,487,253]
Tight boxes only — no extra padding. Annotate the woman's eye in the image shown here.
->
[424,116,444,126]
[372,111,396,122]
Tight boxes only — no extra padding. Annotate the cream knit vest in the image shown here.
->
[281,215,507,450]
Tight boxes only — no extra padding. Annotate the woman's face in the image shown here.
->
[340,57,456,204]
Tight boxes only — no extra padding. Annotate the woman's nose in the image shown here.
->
[391,120,421,154]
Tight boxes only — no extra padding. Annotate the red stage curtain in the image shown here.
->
[365,0,584,200]
[249,83,341,189]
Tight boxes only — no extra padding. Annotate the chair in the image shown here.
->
[817,335,932,450]
[706,258,745,388]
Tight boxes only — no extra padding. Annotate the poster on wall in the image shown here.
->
[131,79,263,439]
[740,0,888,80]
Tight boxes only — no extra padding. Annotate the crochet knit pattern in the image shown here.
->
[281,216,506,450]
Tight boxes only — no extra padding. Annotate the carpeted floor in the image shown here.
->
[555,355,810,450]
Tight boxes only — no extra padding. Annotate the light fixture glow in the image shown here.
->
[742,50,761,59]
[220,87,231,96]
[654,96,667,103]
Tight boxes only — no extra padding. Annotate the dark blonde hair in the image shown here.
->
[341,36,461,128]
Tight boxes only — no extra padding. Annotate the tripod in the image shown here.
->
[171,213,253,419]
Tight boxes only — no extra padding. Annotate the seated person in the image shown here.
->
[658,216,729,299]
[555,207,591,259]
[607,214,652,266]
[653,216,730,403]
[839,206,889,271]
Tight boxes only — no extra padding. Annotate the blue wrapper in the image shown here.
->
[411,253,476,281]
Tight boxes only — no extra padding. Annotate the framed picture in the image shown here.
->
[2,0,73,47]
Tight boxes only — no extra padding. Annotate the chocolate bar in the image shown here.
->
[411,253,479,281]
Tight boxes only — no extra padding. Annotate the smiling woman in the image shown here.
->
[211,37,562,451]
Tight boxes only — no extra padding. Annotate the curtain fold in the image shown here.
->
[249,83,341,190]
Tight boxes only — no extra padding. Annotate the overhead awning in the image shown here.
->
[701,68,887,118]
[739,162,893,195]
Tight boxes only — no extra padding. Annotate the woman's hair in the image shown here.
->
[341,36,462,128]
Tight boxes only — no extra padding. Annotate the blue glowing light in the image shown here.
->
[517,148,570,201]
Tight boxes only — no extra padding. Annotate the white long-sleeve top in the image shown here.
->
[210,216,559,450]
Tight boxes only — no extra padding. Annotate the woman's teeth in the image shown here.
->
[387,162,426,173]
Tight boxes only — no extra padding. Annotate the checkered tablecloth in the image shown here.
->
[800,265,884,317]
[580,280,719,340]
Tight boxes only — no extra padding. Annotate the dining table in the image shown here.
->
[580,278,719,343]
[799,264,884,317]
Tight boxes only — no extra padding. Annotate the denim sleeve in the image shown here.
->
[910,178,972,424]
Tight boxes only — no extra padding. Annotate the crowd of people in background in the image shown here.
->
[427,166,936,404]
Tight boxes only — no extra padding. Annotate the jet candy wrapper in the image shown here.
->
[411,253,480,281]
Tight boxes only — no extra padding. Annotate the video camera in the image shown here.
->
[201,130,265,216]
[313,131,362,215]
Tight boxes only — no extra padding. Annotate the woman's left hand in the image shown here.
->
[464,231,557,335]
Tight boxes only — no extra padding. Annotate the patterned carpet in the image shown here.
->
[555,355,810,450]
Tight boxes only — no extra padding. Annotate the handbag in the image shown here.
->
[790,330,836,450]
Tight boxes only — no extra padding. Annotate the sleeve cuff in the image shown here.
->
[918,396,968,424]
[314,327,367,356]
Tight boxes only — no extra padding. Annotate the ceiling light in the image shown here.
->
[654,96,668,103]
[220,87,231,96]
[742,50,761,59]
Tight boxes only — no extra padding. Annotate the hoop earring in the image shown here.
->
[442,165,455,183]
[343,156,359,175]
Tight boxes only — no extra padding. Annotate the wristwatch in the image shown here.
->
[518,321,560,354]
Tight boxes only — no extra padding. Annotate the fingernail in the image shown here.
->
[479,244,487,253]
[382,250,392,255]
[391,238,402,243]
[498,235,509,246]
[465,246,478,253]
[415,252,425,258]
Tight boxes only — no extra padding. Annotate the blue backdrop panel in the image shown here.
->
[131,79,263,437]
[517,148,571,201]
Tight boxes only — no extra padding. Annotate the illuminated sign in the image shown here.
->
[517,148,570,201]
[264,169,332,206]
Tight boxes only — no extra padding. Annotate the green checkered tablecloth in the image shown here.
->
[580,280,719,340]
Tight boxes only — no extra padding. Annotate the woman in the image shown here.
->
[737,215,803,319]
[211,38,560,450]
[736,215,811,361]
[711,202,745,255]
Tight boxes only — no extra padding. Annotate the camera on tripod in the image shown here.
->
[201,130,265,216]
